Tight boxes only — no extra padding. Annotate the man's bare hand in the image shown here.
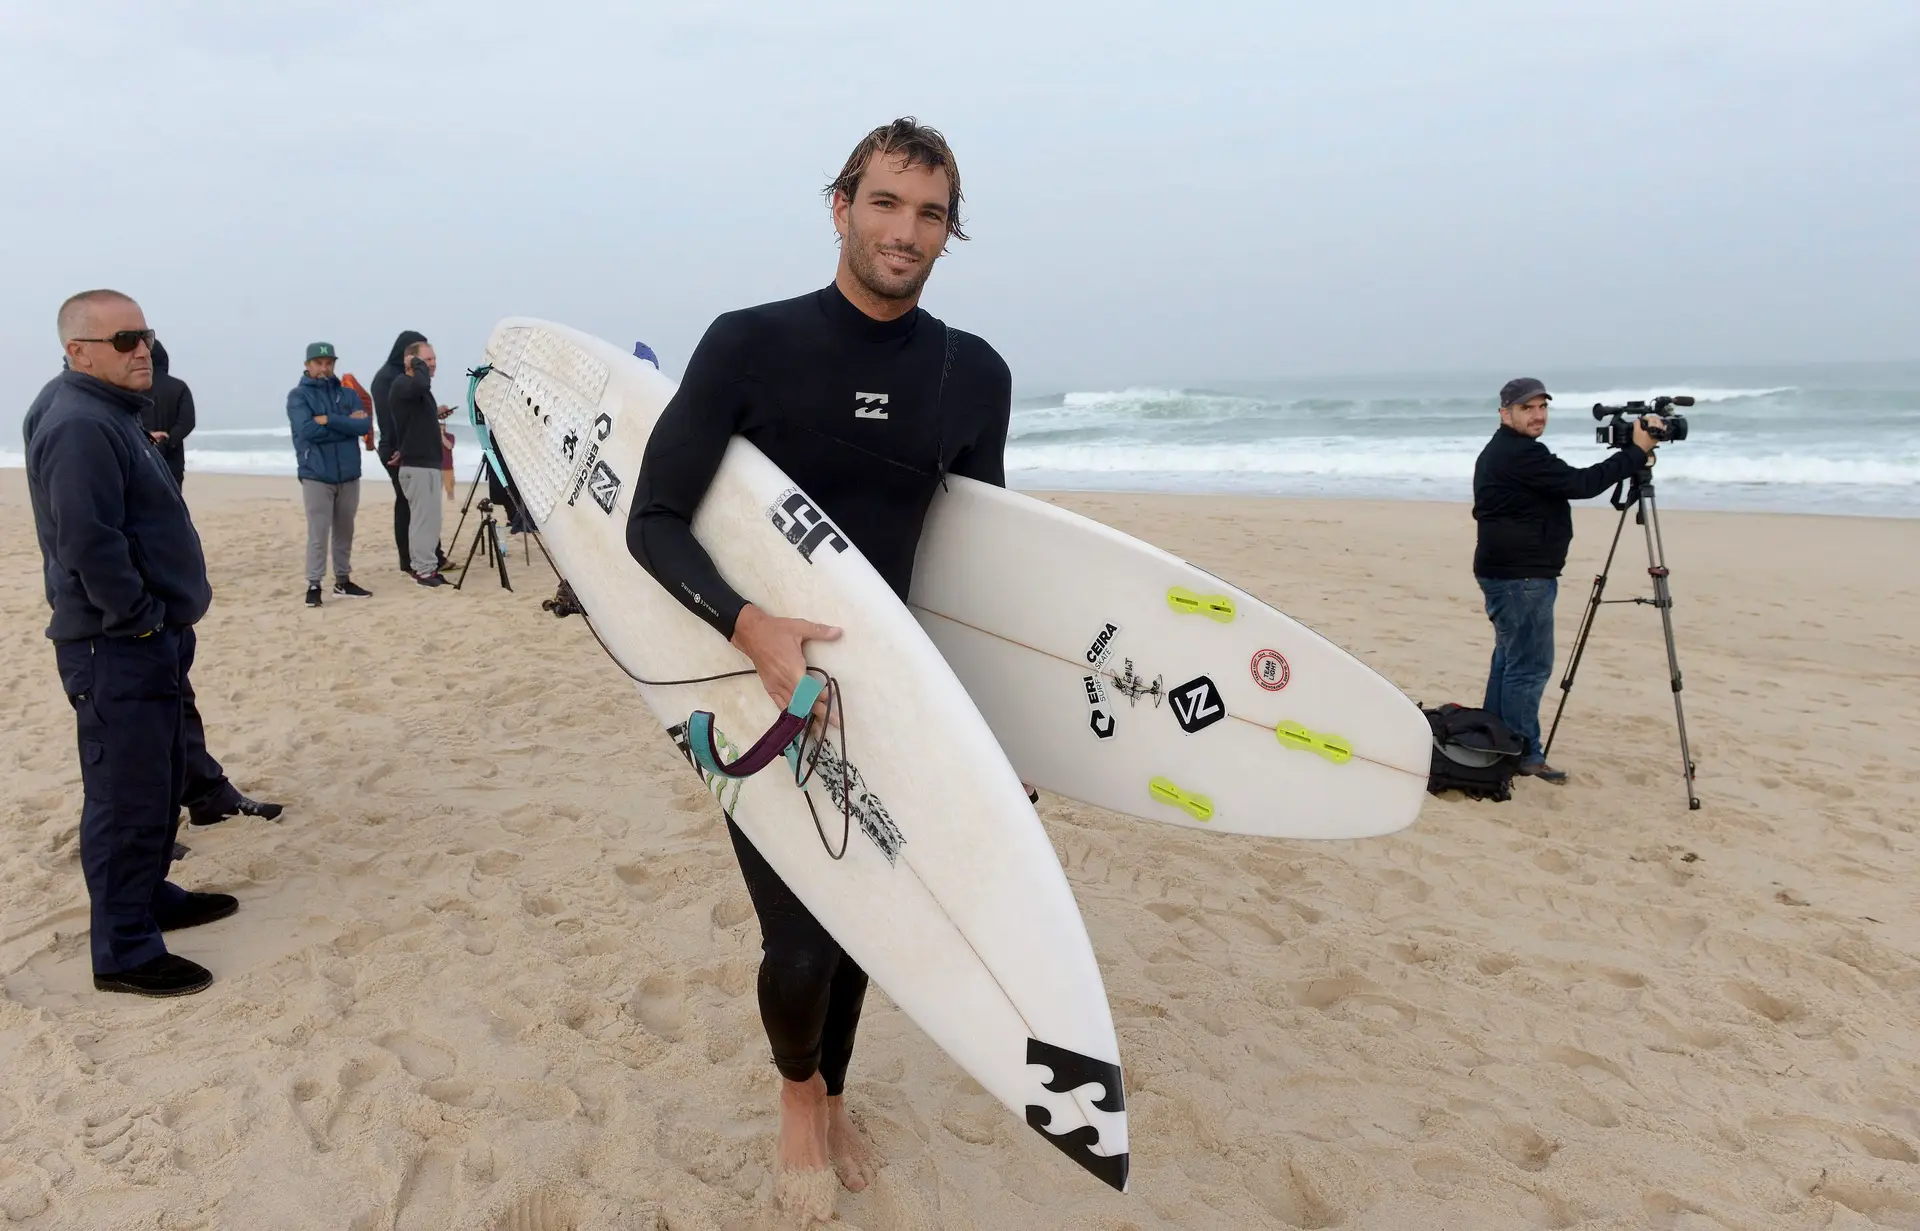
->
[730,604,841,713]
[148,430,168,442]
[314,415,329,426]
[1632,415,1664,453]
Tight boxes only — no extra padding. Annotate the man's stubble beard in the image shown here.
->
[846,222,937,304]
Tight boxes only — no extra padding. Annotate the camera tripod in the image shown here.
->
[447,462,527,592]
[1542,463,1701,809]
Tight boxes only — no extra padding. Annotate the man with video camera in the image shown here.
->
[1472,377,1660,784]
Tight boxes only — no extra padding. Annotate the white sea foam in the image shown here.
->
[1008,442,1920,487]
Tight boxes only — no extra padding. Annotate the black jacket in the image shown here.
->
[25,371,212,642]
[1472,426,1648,578]
[371,329,427,464]
[387,364,444,468]
[139,340,195,483]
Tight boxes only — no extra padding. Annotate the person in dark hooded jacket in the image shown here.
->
[139,339,195,486]
[372,330,428,572]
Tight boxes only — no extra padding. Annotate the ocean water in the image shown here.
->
[1007,364,1920,518]
[7,363,1915,517]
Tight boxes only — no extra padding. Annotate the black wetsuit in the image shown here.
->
[628,283,1011,1094]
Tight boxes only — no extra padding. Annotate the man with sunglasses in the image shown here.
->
[23,289,235,998]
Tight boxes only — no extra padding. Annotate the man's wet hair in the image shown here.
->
[57,289,136,344]
[826,117,968,242]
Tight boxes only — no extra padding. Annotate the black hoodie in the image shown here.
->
[371,329,427,464]
[140,339,195,483]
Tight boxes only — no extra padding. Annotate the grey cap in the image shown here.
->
[1499,377,1551,407]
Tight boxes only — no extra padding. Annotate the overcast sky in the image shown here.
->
[3,0,1915,429]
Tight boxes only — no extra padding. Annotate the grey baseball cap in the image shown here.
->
[305,342,337,362]
[1499,377,1551,407]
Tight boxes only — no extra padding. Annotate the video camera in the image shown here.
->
[1594,395,1692,449]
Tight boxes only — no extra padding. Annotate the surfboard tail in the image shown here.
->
[1025,1037,1130,1192]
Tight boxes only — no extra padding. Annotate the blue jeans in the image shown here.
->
[1477,577,1557,763]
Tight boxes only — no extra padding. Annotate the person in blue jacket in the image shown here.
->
[288,342,374,607]
[25,289,237,998]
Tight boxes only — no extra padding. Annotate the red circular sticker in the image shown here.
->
[1250,649,1290,691]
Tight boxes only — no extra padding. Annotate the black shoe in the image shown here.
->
[333,577,373,598]
[1517,760,1570,785]
[157,892,239,932]
[305,584,323,607]
[414,570,448,588]
[94,953,212,998]
[189,791,285,827]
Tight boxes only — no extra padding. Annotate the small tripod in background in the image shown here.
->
[454,496,512,591]
[447,462,525,592]
[1543,457,1701,810]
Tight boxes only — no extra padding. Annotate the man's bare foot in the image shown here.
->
[826,1094,875,1192]
[775,1075,834,1225]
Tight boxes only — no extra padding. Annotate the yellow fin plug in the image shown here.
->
[1274,721,1354,764]
[1149,776,1215,822]
[1166,586,1236,623]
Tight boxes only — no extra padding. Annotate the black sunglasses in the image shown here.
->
[73,329,156,353]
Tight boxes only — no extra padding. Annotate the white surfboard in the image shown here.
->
[910,479,1431,839]
[472,320,1129,1191]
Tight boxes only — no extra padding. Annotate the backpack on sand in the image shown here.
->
[1424,704,1526,802]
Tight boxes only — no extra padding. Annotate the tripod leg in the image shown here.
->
[491,520,512,591]
[1543,501,1632,760]
[453,511,489,591]
[446,465,486,560]
[1641,493,1700,809]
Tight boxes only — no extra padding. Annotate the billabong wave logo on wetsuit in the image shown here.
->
[1024,1038,1129,1191]
[805,743,905,865]
[767,489,850,562]
[853,392,889,420]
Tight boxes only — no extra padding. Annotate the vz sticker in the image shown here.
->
[1169,675,1226,734]
[1025,1038,1129,1192]
[587,460,621,514]
[768,489,850,562]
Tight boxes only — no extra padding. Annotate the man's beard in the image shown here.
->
[846,225,936,303]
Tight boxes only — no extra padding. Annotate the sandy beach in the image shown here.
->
[1,471,1915,1230]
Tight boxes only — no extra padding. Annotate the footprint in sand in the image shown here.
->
[629,973,687,1041]
[392,1146,460,1231]
[378,1031,458,1081]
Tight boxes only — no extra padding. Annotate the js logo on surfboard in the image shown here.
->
[768,488,850,562]
[1169,676,1226,735]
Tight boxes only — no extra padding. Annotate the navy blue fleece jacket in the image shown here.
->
[24,371,212,641]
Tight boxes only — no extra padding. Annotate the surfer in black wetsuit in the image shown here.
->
[627,118,1010,1205]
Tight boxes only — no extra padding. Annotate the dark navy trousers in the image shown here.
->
[1477,576,1559,763]
[179,673,234,817]
[55,626,195,974]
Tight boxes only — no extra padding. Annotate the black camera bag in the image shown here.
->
[1423,703,1526,802]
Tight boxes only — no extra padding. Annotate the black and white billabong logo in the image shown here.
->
[587,460,621,514]
[854,392,889,420]
[767,488,850,562]
[1169,675,1226,734]
[1025,1038,1129,1192]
